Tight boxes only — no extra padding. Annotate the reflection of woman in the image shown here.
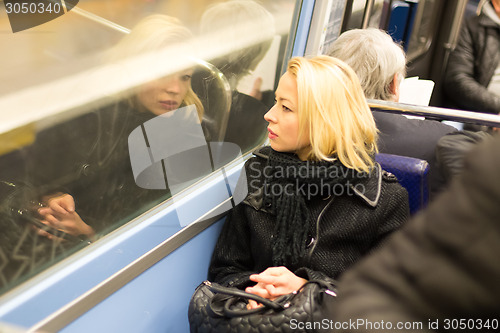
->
[207,56,409,308]
[110,15,204,118]
[33,15,204,240]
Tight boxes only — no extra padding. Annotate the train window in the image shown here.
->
[342,0,386,31]
[0,0,296,296]
[341,0,438,62]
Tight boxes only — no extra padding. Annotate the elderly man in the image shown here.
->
[328,28,456,197]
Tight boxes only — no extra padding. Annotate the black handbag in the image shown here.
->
[188,279,337,333]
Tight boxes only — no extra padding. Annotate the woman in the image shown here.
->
[33,15,204,240]
[208,56,409,308]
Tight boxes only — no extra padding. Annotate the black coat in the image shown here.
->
[444,6,500,114]
[208,147,410,288]
[373,111,456,197]
[333,135,500,330]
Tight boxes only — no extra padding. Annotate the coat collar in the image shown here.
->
[479,7,500,28]
[349,163,382,207]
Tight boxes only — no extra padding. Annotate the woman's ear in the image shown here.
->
[389,73,401,102]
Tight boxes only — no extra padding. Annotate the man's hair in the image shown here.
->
[288,56,378,172]
[327,28,406,101]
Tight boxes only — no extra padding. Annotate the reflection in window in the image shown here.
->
[0,0,295,295]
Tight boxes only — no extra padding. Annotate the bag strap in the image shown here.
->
[205,279,338,319]
[222,297,270,318]
[205,281,284,310]
[300,279,337,295]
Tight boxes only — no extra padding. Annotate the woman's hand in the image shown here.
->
[245,266,307,309]
[37,193,95,240]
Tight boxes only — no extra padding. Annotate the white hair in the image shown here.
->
[327,28,406,101]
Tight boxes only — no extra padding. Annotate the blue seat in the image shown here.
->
[375,153,429,215]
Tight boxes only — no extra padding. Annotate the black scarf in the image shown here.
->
[263,149,363,267]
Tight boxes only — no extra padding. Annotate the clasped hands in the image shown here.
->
[245,266,307,309]
[36,193,95,240]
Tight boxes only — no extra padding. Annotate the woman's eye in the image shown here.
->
[282,105,292,112]
[181,75,192,82]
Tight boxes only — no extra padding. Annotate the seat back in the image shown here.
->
[375,153,429,215]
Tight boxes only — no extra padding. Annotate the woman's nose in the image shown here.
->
[264,105,276,123]
[164,77,181,95]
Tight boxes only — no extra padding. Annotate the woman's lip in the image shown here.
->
[268,128,278,139]
[159,101,178,110]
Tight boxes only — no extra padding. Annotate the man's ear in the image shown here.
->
[389,73,401,102]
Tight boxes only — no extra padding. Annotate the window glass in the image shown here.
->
[342,0,437,61]
[0,0,296,295]
[343,0,386,30]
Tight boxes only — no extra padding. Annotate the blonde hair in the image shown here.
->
[109,15,204,119]
[287,56,378,172]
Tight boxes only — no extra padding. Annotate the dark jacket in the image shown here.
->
[222,91,269,153]
[373,111,456,197]
[444,6,500,114]
[27,102,170,233]
[436,130,493,183]
[208,147,409,288]
[333,135,500,331]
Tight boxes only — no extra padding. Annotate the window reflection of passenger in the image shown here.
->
[32,15,204,241]
[198,0,275,153]
[206,56,409,310]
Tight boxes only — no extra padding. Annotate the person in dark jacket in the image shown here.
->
[436,129,493,183]
[327,28,456,197]
[208,56,409,309]
[444,0,500,114]
[332,134,500,332]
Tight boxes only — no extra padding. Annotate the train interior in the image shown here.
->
[0,0,499,332]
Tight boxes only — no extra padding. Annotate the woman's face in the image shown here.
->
[264,71,311,160]
[136,68,193,116]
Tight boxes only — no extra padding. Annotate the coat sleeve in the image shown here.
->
[371,180,410,249]
[436,130,493,182]
[207,203,257,288]
[207,156,264,288]
[443,19,500,114]
[294,267,339,287]
[332,136,500,328]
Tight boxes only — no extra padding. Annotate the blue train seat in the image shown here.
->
[375,153,429,215]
